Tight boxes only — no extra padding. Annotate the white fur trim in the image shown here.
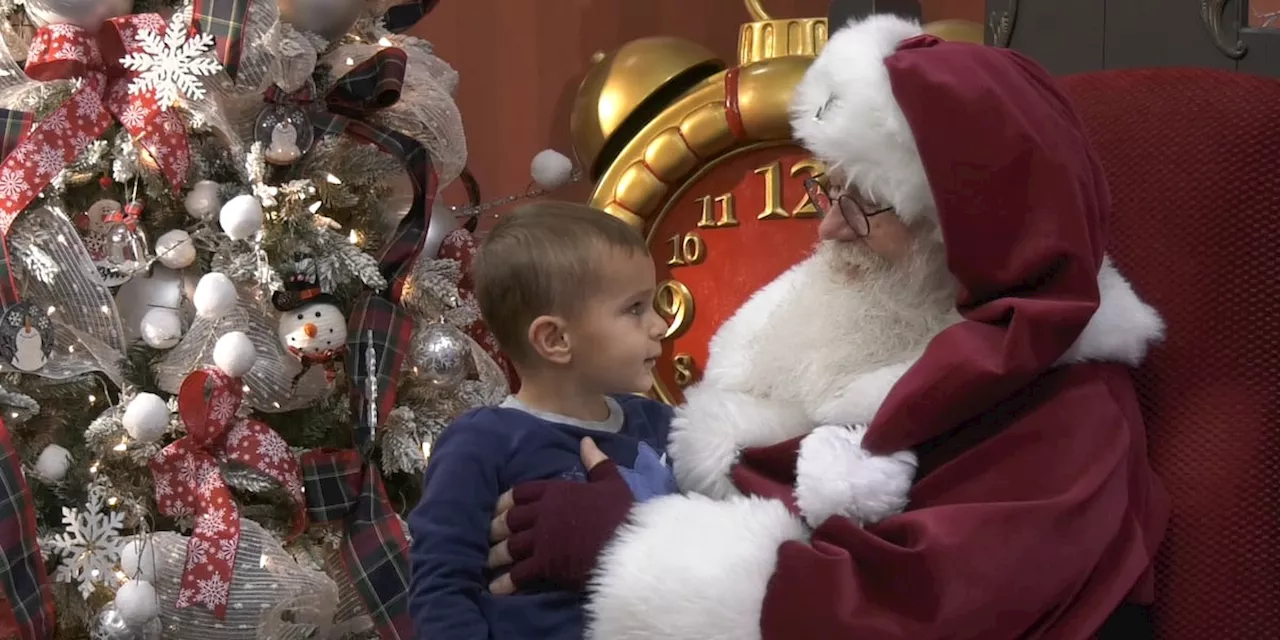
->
[669,385,810,499]
[587,494,806,640]
[1061,257,1166,367]
[794,425,916,528]
[812,359,915,426]
[789,15,935,224]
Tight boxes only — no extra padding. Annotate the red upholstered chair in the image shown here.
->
[1059,68,1280,639]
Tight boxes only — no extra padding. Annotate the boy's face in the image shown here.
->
[566,247,666,394]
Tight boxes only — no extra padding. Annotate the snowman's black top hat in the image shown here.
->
[272,272,340,312]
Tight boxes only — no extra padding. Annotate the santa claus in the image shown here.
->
[488,15,1170,639]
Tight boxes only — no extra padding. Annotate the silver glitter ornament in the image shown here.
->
[411,322,469,390]
[92,602,160,640]
[278,0,362,42]
[25,0,132,31]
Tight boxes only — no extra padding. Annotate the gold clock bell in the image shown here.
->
[572,1,982,402]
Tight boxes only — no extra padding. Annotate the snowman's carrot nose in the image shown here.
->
[303,323,318,338]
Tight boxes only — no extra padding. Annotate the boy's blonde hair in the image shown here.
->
[473,201,649,363]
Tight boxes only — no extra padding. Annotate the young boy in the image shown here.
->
[408,202,675,639]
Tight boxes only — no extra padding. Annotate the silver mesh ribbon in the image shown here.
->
[143,518,341,639]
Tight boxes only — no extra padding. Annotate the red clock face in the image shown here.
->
[648,143,824,404]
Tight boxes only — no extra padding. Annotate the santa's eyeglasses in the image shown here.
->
[803,176,894,237]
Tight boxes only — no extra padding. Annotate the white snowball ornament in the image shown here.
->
[113,579,159,625]
[119,539,157,582]
[193,272,238,319]
[34,444,71,483]
[154,229,196,269]
[219,194,264,241]
[184,180,221,220]
[139,307,182,349]
[531,149,574,190]
[122,393,169,443]
[214,331,257,377]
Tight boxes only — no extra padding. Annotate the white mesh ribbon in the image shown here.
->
[5,207,127,382]
[153,290,330,412]
[140,519,341,639]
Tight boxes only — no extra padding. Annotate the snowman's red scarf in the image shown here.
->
[288,346,342,386]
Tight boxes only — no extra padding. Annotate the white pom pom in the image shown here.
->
[531,149,574,190]
[114,579,159,625]
[219,194,264,241]
[119,539,157,582]
[34,444,71,483]
[140,307,182,349]
[154,229,196,269]
[122,393,169,443]
[214,331,256,377]
[193,272,237,319]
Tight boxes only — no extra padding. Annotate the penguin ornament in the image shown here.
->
[0,303,55,372]
[273,274,347,387]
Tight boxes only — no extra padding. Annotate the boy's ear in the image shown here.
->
[528,315,571,365]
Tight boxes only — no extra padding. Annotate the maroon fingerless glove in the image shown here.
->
[504,460,635,592]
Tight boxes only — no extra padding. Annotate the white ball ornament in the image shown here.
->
[119,539,157,582]
[219,194,264,241]
[139,307,182,349]
[113,579,159,625]
[154,229,196,269]
[184,180,221,220]
[122,393,169,443]
[214,331,257,377]
[531,149,574,190]
[193,272,238,319]
[34,444,71,483]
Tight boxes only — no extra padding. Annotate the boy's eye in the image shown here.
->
[628,302,645,315]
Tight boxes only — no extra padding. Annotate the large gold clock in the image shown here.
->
[570,1,981,404]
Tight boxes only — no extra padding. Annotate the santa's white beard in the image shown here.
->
[733,233,958,416]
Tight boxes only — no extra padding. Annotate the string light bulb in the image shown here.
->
[325,173,342,185]
[348,229,360,245]
[378,37,393,46]
[421,441,431,460]
[112,436,127,452]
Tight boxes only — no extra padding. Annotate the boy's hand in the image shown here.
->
[487,438,632,595]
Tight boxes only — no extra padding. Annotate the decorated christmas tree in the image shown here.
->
[0,0,569,637]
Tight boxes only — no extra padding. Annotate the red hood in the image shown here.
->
[863,36,1110,454]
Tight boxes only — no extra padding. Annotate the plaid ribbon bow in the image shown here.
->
[0,419,54,640]
[149,368,307,618]
[297,46,434,640]
[383,0,441,33]
[190,0,254,80]
[0,113,57,640]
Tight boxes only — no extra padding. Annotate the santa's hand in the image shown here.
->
[487,438,634,595]
[793,424,917,528]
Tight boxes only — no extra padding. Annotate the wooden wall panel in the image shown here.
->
[411,1,982,229]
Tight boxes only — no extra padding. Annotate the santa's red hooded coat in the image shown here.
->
[583,16,1169,640]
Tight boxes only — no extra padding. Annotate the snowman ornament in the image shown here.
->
[265,122,302,165]
[0,303,55,372]
[273,274,346,386]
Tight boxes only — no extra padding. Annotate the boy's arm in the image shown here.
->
[408,414,503,637]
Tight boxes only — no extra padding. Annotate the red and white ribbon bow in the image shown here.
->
[0,15,191,235]
[148,368,306,617]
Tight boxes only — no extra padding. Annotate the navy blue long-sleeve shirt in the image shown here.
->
[408,394,675,639]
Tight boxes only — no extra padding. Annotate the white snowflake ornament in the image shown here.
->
[121,12,222,109]
[48,485,125,599]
